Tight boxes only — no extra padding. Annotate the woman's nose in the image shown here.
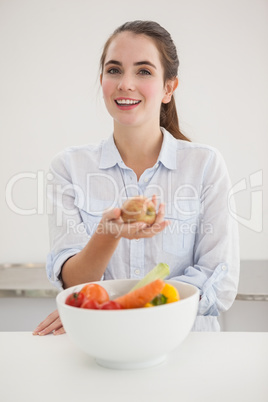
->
[117,74,135,91]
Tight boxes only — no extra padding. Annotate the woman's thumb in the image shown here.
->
[102,207,121,221]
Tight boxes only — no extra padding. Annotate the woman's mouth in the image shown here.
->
[114,98,141,110]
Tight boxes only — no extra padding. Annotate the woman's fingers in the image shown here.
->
[138,220,170,238]
[38,318,63,336]
[132,203,170,238]
[32,309,65,336]
[98,208,124,237]
[151,194,157,209]
[102,207,121,222]
[99,203,169,240]
[118,221,148,238]
[33,309,59,333]
[155,203,165,223]
[103,220,146,239]
[53,326,66,336]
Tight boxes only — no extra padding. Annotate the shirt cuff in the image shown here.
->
[46,249,81,290]
[173,262,229,316]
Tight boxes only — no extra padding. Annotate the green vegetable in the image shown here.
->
[130,263,170,292]
[151,294,168,306]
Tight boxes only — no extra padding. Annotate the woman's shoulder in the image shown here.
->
[176,137,219,154]
[163,130,228,176]
[164,129,222,158]
[48,140,107,174]
[56,141,103,157]
[51,140,105,162]
[175,137,226,164]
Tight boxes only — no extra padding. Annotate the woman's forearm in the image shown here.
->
[61,228,120,288]
[60,204,167,288]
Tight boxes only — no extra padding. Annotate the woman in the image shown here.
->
[33,20,239,335]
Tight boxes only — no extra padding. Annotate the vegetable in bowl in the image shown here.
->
[64,263,180,310]
[57,276,199,369]
[65,278,180,310]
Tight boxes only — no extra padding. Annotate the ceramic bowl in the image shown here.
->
[56,279,199,369]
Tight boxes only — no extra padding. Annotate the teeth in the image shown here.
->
[116,99,140,105]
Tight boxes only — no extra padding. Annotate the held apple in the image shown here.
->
[121,196,156,225]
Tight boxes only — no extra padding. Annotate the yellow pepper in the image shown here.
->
[144,302,154,307]
[144,283,180,307]
[161,283,180,303]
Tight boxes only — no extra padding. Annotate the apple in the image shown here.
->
[121,196,156,225]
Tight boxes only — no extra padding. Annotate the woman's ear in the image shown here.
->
[162,77,178,104]
[100,74,103,86]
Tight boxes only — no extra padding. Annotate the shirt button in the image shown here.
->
[155,163,159,168]
[144,177,149,183]
[135,238,140,242]
[134,269,140,275]
[222,265,227,271]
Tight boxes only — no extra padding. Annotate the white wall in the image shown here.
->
[1,0,267,263]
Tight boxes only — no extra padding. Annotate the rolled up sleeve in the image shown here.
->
[46,151,90,289]
[46,249,83,290]
[172,147,240,318]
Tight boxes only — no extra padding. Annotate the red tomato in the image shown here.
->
[100,301,123,310]
[81,299,100,309]
[65,292,85,307]
[80,283,109,304]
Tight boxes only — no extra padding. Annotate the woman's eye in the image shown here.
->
[138,69,151,75]
[107,68,120,74]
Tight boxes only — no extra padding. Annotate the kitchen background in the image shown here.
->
[0,0,267,331]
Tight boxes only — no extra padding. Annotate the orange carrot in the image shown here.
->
[113,279,165,309]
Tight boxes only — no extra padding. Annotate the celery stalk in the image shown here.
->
[130,263,170,292]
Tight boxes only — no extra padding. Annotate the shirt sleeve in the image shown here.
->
[46,151,91,290]
[171,148,240,316]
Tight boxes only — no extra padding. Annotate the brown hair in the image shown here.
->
[100,20,190,142]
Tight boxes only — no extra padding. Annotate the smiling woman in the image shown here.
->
[99,21,188,141]
[33,20,239,336]
[100,32,175,131]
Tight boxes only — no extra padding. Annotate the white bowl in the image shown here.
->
[56,279,199,369]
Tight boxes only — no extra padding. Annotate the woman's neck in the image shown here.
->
[113,124,163,179]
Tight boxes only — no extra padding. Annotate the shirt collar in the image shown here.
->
[157,128,177,170]
[99,128,177,170]
[99,134,123,169]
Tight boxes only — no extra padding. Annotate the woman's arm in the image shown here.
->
[61,204,168,288]
[33,202,168,335]
[170,148,240,317]
[46,150,169,290]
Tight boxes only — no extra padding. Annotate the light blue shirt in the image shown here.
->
[46,128,240,331]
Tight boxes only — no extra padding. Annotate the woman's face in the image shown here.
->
[101,32,173,130]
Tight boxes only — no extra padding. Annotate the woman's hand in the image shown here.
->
[32,197,168,337]
[99,196,170,240]
[32,309,65,336]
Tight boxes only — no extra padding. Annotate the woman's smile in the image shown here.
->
[101,32,168,128]
[114,97,142,110]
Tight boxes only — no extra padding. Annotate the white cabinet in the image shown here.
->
[0,297,57,331]
[0,264,58,331]
[219,261,268,331]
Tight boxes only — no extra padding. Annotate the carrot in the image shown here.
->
[113,279,165,309]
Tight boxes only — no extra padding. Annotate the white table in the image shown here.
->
[0,332,267,402]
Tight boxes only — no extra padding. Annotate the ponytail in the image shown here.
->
[160,96,190,141]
